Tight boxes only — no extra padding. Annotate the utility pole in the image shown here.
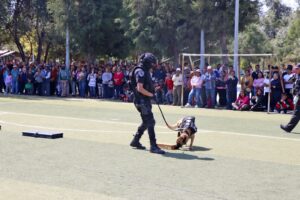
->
[200,29,205,70]
[65,0,70,69]
[66,24,70,69]
[233,0,239,74]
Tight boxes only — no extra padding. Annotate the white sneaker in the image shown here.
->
[194,105,199,108]
[185,103,191,108]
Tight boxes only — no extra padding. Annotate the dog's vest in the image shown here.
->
[178,116,197,136]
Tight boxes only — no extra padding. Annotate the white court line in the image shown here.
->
[1,111,300,142]
[0,111,140,127]
[0,112,8,115]
[0,120,172,134]
[209,130,300,142]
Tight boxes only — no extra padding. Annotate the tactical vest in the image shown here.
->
[179,116,197,135]
[130,66,154,103]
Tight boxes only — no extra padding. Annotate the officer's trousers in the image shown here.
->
[134,102,157,147]
[286,105,300,131]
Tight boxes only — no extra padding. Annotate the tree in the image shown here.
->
[65,0,131,61]
[123,0,260,65]
[0,0,32,62]
[237,23,272,65]
[32,0,53,63]
[124,0,201,65]
[276,11,300,62]
[239,24,272,54]
[192,0,260,64]
[263,0,292,39]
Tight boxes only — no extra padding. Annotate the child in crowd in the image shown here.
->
[4,71,12,95]
[25,79,33,95]
[232,90,250,111]
[250,88,265,111]
[121,84,133,102]
[97,70,103,98]
[275,93,294,114]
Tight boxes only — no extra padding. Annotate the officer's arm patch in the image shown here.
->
[135,69,145,83]
[137,70,144,77]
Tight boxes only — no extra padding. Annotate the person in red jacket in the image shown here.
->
[232,90,250,111]
[276,93,294,114]
[164,73,173,104]
[113,66,125,99]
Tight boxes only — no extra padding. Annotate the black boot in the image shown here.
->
[130,134,146,150]
[150,145,165,154]
[280,124,291,133]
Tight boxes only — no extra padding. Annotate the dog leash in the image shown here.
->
[155,99,183,132]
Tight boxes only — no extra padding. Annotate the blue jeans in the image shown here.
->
[79,81,86,97]
[89,86,96,97]
[43,80,50,96]
[188,88,202,107]
[165,90,173,104]
[12,79,18,94]
[71,80,77,95]
[206,88,215,107]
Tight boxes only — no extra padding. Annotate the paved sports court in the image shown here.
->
[0,96,299,200]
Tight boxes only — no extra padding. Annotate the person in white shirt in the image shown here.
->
[263,71,271,108]
[185,69,203,108]
[172,68,183,106]
[43,66,51,96]
[283,65,296,99]
[102,67,113,98]
[87,68,97,98]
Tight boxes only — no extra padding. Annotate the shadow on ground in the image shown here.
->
[163,152,214,161]
[190,146,212,152]
[291,132,300,134]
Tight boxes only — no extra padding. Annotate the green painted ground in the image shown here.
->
[0,95,299,200]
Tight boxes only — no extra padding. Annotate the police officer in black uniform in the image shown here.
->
[129,53,165,154]
[281,63,300,133]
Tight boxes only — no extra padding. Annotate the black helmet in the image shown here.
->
[139,53,156,70]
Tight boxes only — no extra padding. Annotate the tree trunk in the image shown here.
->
[14,36,26,62]
[44,42,51,63]
[25,34,33,62]
[174,47,179,68]
[220,30,229,65]
[10,0,26,62]
[170,40,179,68]
[36,30,45,63]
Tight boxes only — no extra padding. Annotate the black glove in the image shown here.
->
[151,93,157,103]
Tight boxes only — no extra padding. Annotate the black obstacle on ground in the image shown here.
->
[22,131,63,139]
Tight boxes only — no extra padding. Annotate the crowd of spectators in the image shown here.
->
[0,60,296,113]
[183,63,295,113]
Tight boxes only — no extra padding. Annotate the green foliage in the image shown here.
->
[263,0,292,39]
[239,24,272,54]
[278,11,300,62]
[123,0,260,64]
[123,0,193,62]
[0,0,299,63]
[65,0,131,60]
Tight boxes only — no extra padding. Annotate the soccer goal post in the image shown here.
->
[179,53,274,113]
